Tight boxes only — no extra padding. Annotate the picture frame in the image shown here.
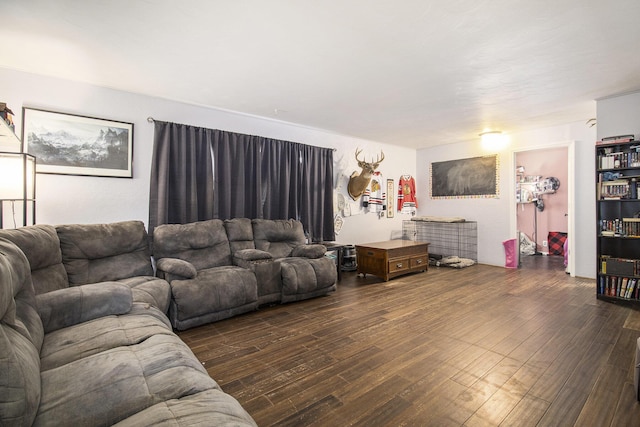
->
[430,155,499,199]
[22,107,134,178]
[387,179,395,217]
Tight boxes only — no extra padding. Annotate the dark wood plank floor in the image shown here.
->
[178,260,640,426]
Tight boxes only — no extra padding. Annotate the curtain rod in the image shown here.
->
[147,116,335,151]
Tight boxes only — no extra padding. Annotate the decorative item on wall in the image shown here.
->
[398,174,418,215]
[363,171,386,219]
[334,214,343,235]
[22,107,134,178]
[336,192,346,213]
[0,103,15,133]
[387,179,394,218]
[0,103,20,152]
[430,155,499,199]
[334,191,356,218]
[347,148,384,200]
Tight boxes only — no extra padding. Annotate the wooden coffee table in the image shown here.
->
[356,240,429,281]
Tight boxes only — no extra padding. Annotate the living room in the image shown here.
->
[6,1,640,277]
[0,67,609,276]
[2,1,640,426]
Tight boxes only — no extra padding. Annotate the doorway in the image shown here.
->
[511,143,575,275]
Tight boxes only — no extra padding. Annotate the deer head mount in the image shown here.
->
[347,148,384,200]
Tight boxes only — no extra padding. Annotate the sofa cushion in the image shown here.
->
[0,238,43,427]
[36,282,133,334]
[291,244,326,258]
[252,219,306,258]
[169,266,258,330]
[0,224,69,294]
[113,389,257,426]
[35,334,221,427]
[56,221,154,285]
[40,306,173,371]
[280,257,337,303]
[153,219,232,270]
[156,258,197,279]
[117,276,171,314]
[224,218,256,254]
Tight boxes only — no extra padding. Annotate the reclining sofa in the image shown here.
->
[0,234,256,426]
[153,218,338,330]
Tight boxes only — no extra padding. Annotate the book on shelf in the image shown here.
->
[600,179,629,199]
[600,256,638,276]
[626,278,636,299]
[603,134,635,141]
[598,151,640,169]
[618,277,623,296]
[623,218,640,237]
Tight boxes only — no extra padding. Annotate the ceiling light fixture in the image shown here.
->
[479,130,509,151]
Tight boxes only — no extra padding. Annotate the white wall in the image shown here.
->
[597,91,640,140]
[416,121,596,278]
[2,66,609,278]
[0,67,415,243]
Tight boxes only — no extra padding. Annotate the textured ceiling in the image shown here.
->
[1,0,639,149]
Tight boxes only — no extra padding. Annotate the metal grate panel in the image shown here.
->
[402,220,478,261]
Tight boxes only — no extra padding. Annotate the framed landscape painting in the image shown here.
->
[22,107,133,178]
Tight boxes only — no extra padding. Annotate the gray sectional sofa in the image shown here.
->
[0,218,337,426]
[0,231,256,426]
[0,221,171,312]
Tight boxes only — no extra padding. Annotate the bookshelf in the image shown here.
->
[596,136,640,307]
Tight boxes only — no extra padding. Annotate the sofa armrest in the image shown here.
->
[36,282,133,333]
[156,257,197,280]
[291,244,326,259]
[233,249,273,269]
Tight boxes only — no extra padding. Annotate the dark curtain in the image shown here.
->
[148,121,214,234]
[261,139,299,220]
[298,143,334,241]
[151,121,334,241]
[210,130,263,220]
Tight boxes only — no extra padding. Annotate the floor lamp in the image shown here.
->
[0,152,36,228]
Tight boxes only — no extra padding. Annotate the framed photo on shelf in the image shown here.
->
[22,107,134,178]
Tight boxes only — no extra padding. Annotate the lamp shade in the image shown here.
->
[0,152,35,200]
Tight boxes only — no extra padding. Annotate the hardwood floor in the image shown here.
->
[178,263,640,426]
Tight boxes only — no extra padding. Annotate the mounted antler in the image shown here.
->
[372,151,384,169]
[347,149,385,200]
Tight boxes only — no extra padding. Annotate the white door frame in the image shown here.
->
[509,141,575,277]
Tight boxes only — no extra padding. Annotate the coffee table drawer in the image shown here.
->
[410,255,427,269]
[389,258,410,273]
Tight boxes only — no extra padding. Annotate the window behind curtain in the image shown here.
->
[150,121,334,241]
